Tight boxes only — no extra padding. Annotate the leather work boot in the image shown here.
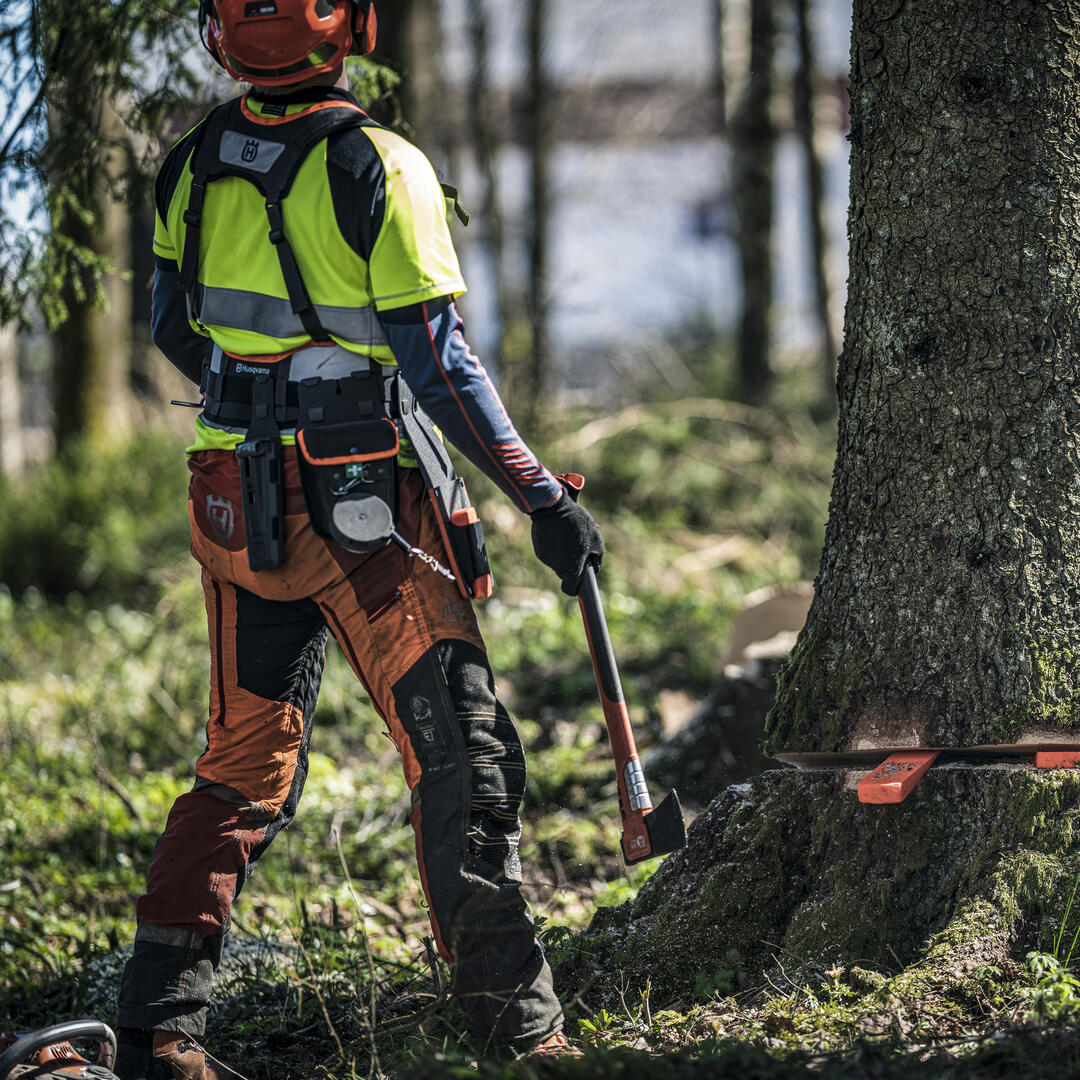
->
[114,1029,244,1080]
[527,1030,583,1058]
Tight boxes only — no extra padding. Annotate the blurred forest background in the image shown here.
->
[0,0,856,1075]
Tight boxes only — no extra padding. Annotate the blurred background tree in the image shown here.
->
[0,0,203,453]
[731,0,778,404]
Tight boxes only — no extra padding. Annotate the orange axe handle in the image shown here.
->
[578,565,684,863]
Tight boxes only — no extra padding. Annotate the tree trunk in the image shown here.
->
[561,1,1080,1035]
[374,0,439,148]
[712,0,726,132]
[525,0,553,428]
[465,0,514,385]
[766,0,1080,754]
[731,0,777,403]
[792,0,838,412]
[49,97,130,455]
[0,322,22,476]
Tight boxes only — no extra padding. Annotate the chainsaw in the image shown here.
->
[0,1021,118,1079]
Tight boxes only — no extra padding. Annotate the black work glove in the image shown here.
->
[530,483,605,596]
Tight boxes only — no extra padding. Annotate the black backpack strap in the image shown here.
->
[176,101,236,309]
[177,168,208,299]
[256,104,378,342]
[266,104,375,197]
[264,196,329,343]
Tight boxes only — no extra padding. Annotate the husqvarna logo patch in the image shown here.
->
[206,494,235,542]
[234,361,271,377]
[219,130,286,173]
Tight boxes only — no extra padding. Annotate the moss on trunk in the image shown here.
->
[566,769,1080,1008]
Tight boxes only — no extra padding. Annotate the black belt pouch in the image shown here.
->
[297,419,400,551]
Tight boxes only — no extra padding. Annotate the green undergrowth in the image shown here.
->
[0,430,191,601]
[0,372,839,1076]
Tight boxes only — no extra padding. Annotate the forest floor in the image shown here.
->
[4,369,1080,1077]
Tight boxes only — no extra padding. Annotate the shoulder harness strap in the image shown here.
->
[177,97,377,343]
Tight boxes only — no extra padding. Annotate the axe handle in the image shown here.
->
[578,565,655,861]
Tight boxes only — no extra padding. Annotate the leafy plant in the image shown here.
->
[1022,873,1080,1019]
[579,1007,616,1037]
[694,966,735,1002]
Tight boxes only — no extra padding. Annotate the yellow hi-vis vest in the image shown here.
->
[153,93,466,365]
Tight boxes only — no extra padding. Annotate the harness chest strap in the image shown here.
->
[176,96,378,345]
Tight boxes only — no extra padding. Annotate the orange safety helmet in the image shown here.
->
[199,0,377,86]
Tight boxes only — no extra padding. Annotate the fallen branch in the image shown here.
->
[564,398,789,454]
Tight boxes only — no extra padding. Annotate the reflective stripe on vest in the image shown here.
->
[196,285,388,347]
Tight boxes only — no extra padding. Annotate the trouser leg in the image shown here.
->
[117,575,328,1034]
[395,638,561,1051]
[319,503,563,1051]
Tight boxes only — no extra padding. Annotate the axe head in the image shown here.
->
[623,789,686,865]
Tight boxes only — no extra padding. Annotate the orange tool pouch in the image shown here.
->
[426,477,494,601]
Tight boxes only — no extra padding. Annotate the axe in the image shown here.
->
[561,474,686,864]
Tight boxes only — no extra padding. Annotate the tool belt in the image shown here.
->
[202,344,493,599]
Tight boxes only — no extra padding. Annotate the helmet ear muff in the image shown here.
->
[352,0,376,55]
[198,0,227,69]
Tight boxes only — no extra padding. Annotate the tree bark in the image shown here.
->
[525,0,553,428]
[766,0,1080,754]
[792,0,838,412]
[567,768,1080,1008]
[731,0,777,403]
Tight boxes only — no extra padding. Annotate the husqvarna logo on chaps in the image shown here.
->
[206,494,235,542]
